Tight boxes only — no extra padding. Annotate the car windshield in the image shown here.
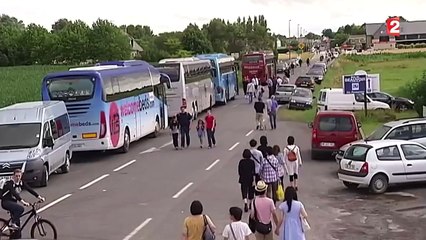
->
[0,123,41,150]
[365,125,392,140]
[344,145,371,161]
[47,77,94,102]
[307,69,322,75]
[296,77,311,83]
[293,89,311,97]
[277,86,294,92]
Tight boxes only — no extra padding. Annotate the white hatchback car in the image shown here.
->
[338,139,426,194]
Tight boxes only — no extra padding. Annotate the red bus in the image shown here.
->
[241,51,276,86]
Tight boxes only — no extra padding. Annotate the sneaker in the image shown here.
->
[9,223,19,230]
[244,203,248,212]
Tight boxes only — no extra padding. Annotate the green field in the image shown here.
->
[278,53,426,135]
[0,65,72,108]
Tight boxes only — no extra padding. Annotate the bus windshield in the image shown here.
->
[47,77,94,102]
[157,64,180,82]
[242,55,262,64]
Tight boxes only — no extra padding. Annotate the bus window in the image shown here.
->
[47,77,95,102]
[157,64,180,82]
[242,55,262,63]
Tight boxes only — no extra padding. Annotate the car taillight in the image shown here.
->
[100,111,106,138]
[312,128,317,139]
[360,162,368,174]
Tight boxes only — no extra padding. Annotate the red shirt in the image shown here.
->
[205,115,215,129]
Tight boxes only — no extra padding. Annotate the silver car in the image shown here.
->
[275,84,296,103]
[306,68,324,83]
[288,87,315,110]
[335,118,426,164]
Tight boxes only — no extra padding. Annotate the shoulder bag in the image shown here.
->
[229,223,237,240]
[252,198,272,234]
[202,215,215,240]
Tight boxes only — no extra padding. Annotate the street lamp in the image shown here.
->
[289,19,291,60]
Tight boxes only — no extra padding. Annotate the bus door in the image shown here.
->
[154,84,167,129]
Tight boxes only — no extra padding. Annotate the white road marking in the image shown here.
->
[245,130,254,136]
[160,141,173,148]
[37,194,72,213]
[139,147,158,154]
[122,218,153,240]
[113,159,136,172]
[205,159,220,171]
[79,174,110,190]
[172,182,193,199]
[228,142,240,151]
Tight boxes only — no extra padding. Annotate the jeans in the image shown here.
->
[206,129,216,147]
[1,200,24,226]
[268,112,276,129]
[266,181,278,204]
[172,133,179,148]
[180,128,190,147]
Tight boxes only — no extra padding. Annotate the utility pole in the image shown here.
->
[288,19,291,60]
[297,24,299,39]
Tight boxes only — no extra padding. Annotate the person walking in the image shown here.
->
[182,200,216,240]
[247,80,255,103]
[257,136,269,159]
[196,119,205,148]
[298,58,302,67]
[275,187,309,240]
[290,62,295,75]
[250,181,279,240]
[283,136,302,190]
[254,98,265,130]
[252,76,259,98]
[267,77,273,98]
[170,116,179,150]
[259,147,280,203]
[239,149,256,212]
[306,58,310,67]
[204,110,216,148]
[266,96,278,130]
[222,207,253,240]
[249,139,263,183]
[273,145,286,188]
[176,106,192,148]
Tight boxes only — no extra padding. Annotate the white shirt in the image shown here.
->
[252,78,259,86]
[250,148,263,174]
[222,221,252,240]
[277,78,283,85]
[247,82,255,93]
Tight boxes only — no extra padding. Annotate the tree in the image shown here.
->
[332,33,349,47]
[54,20,91,64]
[305,32,320,39]
[322,29,334,39]
[401,71,426,117]
[51,18,72,33]
[18,24,54,64]
[203,18,229,53]
[181,23,212,54]
[88,19,131,61]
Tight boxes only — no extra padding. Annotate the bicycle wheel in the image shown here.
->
[30,219,57,239]
[0,218,11,239]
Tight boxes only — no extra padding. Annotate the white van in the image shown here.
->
[317,88,390,111]
[0,101,72,187]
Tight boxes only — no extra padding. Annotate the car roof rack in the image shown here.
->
[401,118,426,124]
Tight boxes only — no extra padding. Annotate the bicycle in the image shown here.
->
[0,200,57,239]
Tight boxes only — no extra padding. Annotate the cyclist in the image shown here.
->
[1,169,45,230]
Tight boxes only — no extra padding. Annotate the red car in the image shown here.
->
[309,111,362,159]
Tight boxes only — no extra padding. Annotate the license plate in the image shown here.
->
[320,142,335,147]
[71,143,84,148]
[0,176,12,181]
[345,164,356,170]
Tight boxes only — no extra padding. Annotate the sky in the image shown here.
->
[2,0,426,36]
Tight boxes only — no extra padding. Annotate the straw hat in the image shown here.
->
[255,180,268,192]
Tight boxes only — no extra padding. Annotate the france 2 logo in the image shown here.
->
[386,17,400,36]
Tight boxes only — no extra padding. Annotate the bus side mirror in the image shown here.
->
[160,74,171,89]
[211,69,217,78]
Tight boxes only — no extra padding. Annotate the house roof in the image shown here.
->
[366,20,426,36]
[121,30,144,52]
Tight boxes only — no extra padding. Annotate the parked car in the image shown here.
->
[288,88,314,110]
[338,139,426,194]
[275,84,296,103]
[335,118,426,164]
[367,91,414,111]
[306,68,324,83]
[312,63,327,73]
[309,111,362,159]
[317,88,390,111]
[276,62,287,73]
[0,101,72,187]
[295,76,315,92]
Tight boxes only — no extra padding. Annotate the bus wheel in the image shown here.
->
[119,129,130,153]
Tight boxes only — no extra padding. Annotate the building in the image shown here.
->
[129,37,143,58]
[365,20,426,49]
[341,35,366,50]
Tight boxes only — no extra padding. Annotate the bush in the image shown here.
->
[400,71,426,117]
[355,110,397,123]
[346,52,426,63]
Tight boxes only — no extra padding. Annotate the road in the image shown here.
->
[3,54,426,240]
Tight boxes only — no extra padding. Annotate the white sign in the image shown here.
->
[366,74,380,93]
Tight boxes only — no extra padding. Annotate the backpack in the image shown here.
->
[286,146,297,162]
[0,178,9,199]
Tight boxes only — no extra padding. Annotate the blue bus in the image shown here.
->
[196,54,238,104]
[41,60,170,153]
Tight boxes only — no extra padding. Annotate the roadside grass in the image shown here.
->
[278,53,426,136]
[0,65,71,108]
